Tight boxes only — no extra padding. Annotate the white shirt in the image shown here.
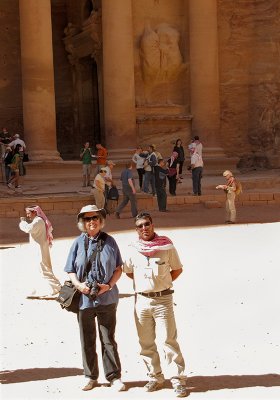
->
[104,166,113,188]
[123,246,183,293]
[93,173,105,191]
[191,152,203,168]
[9,138,26,151]
[195,142,203,157]
[132,153,145,169]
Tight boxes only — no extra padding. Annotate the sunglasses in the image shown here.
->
[100,170,107,173]
[136,221,151,229]
[83,216,99,222]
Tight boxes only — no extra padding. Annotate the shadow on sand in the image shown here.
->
[0,368,83,384]
[1,369,279,394]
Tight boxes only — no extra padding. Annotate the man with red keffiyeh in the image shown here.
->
[19,205,61,299]
[123,212,188,398]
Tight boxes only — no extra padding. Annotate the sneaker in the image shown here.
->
[174,384,188,398]
[111,378,126,391]
[144,380,164,392]
[7,183,14,189]
[82,378,98,391]
[15,185,21,188]
[115,212,120,219]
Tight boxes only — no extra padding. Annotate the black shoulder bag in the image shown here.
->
[56,232,107,313]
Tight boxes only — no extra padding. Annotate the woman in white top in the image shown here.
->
[91,169,107,209]
[132,147,145,190]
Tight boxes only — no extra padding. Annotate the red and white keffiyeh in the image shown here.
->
[132,233,174,257]
[26,205,54,247]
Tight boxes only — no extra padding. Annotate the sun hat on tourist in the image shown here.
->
[223,170,233,177]
[77,204,106,220]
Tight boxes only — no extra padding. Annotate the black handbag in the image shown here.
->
[23,153,29,162]
[56,280,81,313]
[56,232,108,313]
[107,186,119,201]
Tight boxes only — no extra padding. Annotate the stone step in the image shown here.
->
[1,191,279,218]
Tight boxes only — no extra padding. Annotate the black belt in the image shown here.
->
[137,289,174,298]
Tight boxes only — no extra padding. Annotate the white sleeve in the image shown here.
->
[19,218,42,235]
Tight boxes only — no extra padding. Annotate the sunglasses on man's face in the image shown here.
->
[136,221,151,229]
[83,216,99,222]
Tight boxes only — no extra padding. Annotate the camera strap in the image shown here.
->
[83,232,108,282]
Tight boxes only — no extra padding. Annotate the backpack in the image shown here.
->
[107,186,119,201]
[235,179,242,195]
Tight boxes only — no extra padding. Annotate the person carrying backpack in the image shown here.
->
[143,145,157,195]
[216,170,242,224]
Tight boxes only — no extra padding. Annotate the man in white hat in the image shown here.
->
[216,170,237,223]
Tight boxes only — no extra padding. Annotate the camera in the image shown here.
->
[86,280,100,300]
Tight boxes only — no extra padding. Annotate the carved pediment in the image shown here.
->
[63,10,102,63]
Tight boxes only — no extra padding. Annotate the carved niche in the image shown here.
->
[139,22,186,105]
[63,8,102,64]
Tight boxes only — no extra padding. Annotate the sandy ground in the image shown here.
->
[0,205,280,399]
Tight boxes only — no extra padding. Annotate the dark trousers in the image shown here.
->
[178,161,184,175]
[5,165,11,183]
[136,168,145,189]
[167,175,177,195]
[192,166,203,195]
[155,183,167,211]
[116,186,138,217]
[143,171,155,195]
[78,303,122,382]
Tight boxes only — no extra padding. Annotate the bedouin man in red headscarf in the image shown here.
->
[19,205,61,299]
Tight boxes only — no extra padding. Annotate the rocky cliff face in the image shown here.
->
[218,0,280,167]
[0,1,279,167]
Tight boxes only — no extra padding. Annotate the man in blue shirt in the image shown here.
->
[115,162,138,219]
[64,204,125,392]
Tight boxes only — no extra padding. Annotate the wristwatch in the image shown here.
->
[107,283,112,291]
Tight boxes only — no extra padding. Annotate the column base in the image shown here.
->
[28,150,62,161]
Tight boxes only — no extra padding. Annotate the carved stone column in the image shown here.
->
[19,0,61,160]
[189,0,220,147]
[102,0,136,154]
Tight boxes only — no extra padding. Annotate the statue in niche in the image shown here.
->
[259,84,280,151]
[139,22,186,104]
[83,9,101,28]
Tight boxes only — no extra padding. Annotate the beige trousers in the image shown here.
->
[134,294,186,384]
[92,188,105,209]
[225,191,236,222]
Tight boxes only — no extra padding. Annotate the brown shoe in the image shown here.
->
[82,379,98,391]
[144,380,164,392]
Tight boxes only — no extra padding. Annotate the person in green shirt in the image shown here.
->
[80,141,93,187]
